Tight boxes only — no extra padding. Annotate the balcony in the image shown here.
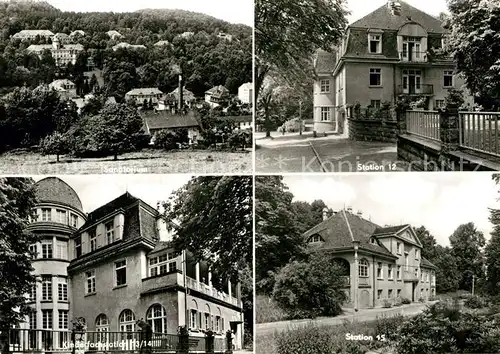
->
[397,84,434,96]
[185,276,241,307]
[399,51,428,63]
[141,271,182,295]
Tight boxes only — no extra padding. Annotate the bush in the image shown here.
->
[418,297,425,303]
[39,131,69,162]
[401,297,411,304]
[154,129,188,150]
[464,295,487,309]
[272,254,347,319]
[228,130,252,150]
[255,295,288,324]
[382,299,392,308]
[375,314,407,342]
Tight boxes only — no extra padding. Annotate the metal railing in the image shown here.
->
[459,112,500,157]
[406,110,440,141]
[185,276,240,307]
[398,84,434,95]
[399,51,428,62]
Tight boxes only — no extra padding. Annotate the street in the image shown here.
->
[255,134,401,173]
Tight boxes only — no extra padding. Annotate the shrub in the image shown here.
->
[39,131,69,162]
[255,295,288,324]
[272,254,347,319]
[154,129,187,150]
[382,299,392,308]
[401,297,411,304]
[418,297,425,303]
[464,295,487,309]
[228,130,252,150]
[375,314,407,342]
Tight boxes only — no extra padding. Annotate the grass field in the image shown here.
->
[0,149,252,174]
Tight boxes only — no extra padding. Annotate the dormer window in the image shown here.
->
[370,237,376,245]
[308,234,323,243]
[369,34,382,54]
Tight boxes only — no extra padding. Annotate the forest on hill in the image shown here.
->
[0,0,252,98]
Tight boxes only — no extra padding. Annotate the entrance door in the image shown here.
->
[411,283,416,302]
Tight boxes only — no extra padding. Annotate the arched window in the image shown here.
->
[358,259,369,277]
[204,304,211,330]
[189,300,198,330]
[308,234,323,243]
[146,304,167,333]
[119,310,135,332]
[215,307,222,333]
[96,314,109,342]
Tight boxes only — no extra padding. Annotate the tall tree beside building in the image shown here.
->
[0,178,38,330]
[255,0,348,98]
[449,222,486,291]
[486,173,500,295]
[446,0,500,108]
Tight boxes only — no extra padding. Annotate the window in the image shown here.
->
[29,312,36,329]
[119,309,136,333]
[29,284,36,302]
[397,242,402,254]
[58,277,68,301]
[56,209,66,224]
[397,289,401,297]
[29,245,37,258]
[397,265,401,279]
[42,276,52,300]
[149,253,178,277]
[105,221,114,244]
[370,237,376,245]
[320,107,331,121]
[415,249,419,260]
[377,289,383,299]
[420,288,423,297]
[444,70,453,87]
[70,214,78,228]
[359,259,368,277]
[190,300,198,330]
[369,68,381,86]
[56,241,67,260]
[86,270,96,294]
[320,79,330,93]
[41,208,51,221]
[435,99,445,109]
[89,229,97,252]
[388,265,393,279]
[388,289,393,298]
[42,241,53,259]
[75,236,82,258]
[204,304,211,330]
[369,34,381,53]
[370,100,381,109]
[309,234,322,243]
[96,314,109,341]
[42,310,52,329]
[115,260,127,286]
[377,262,383,279]
[58,310,68,329]
[147,304,167,333]
[421,271,424,281]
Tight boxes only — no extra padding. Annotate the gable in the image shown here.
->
[396,226,422,247]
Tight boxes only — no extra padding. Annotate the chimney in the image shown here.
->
[392,2,402,16]
[178,74,183,113]
[322,207,329,221]
[347,206,353,213]
[357,211,362,217]
[387,0,394,9]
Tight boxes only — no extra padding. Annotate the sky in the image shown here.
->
[45,0,253,26]
[346,0,448,23]
[283,173,500,247]
[34,175,192,213]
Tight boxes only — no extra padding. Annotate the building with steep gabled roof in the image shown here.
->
[205,85,230,108]
[312,0,473,135]
[304,207,436,309]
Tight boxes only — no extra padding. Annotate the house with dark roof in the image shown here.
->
[141,110,202,145]
[312,0,473,134]
[125,87,163,106]
[20,178,244,350]
[304,207,437,309]
[205,85,230,108]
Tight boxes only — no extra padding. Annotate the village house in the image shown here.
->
[238,83,253,105]
[222,115,253,131]
[20,177,244,351]
[125,88,163,106]
[313,0,473,134]
[205,85,230,108]
[69,30,85,37]
[106,30,123,40]
[53,33,71,44]
[158,87,196,111]
[141,110,202,145]
[49,79,78,99]
[12,30,54,41]
[112,42,147,51]
[27,36,84,66]
[304,207,437,309]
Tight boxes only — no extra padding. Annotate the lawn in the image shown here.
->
[0,149,252,174]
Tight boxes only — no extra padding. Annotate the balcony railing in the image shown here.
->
[459,111,500,157]
[397,84,434,95]
[406,110,440,141]
[399,51,428,62]
[185,276,240,307]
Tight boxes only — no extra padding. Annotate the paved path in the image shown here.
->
[256,136,401,173]
[256,302,435,336]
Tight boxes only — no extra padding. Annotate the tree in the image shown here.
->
[255,176,307,294]
[446,0,500,108]
[415,226,439,261]
[39,131,69,162]
[433,245,461,293]
[272,252,347,318]
[255,0,348,98]
[486,173,500,294]
[0,178,38,330]
[83,103,144,160]
[449,222,486,291]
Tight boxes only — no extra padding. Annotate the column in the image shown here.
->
[353,240,360,311]
[208,270,212,287]
[227,280,232,299]
[195,263,200,284]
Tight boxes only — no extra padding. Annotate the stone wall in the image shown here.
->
[348,118,400,143]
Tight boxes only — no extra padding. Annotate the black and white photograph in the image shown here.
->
[0,0,253,174]
[255,173,500,354]
[255,0,500,172]
[0,175,253,354]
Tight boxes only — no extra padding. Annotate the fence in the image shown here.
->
[406,110,440,141]
[3,329,231,354]
[459,112,500,156]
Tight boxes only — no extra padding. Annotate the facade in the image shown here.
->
[159,87,196,110]
[53,33,71,45]
[49,79,78,99]
[106,30,123,40]
[222,115,253,131]
[205,85,230,108]
[22,178,244,350]
[217,32,233,42]
[238,83,253,105]
[304,208,437,309]
[27,37,84,66]
[125,88,164,106]
[12,30,54,41]
[141,110,201,145]
[112,42,147,51]
[313,1,473,134]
